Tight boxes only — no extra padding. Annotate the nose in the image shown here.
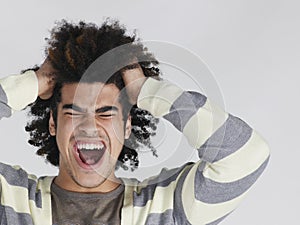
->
[77,114,99,137]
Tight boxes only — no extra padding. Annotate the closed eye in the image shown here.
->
[62,104,85,117]
[64,112,84,117]
[96,106,119,118]
[98,113,116,118]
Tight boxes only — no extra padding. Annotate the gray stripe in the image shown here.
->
[28,179,42,208]
[163,91,207,131]
[0,205,34,225]
[0,85,11,118]
[145,209,174,225]
[206,212,231,225]
[194,156,270,204]
[0,163,31,188]
[198,114,253,163]
[133,163,193,207]
[0,163,42,208]
[173,164,194,225]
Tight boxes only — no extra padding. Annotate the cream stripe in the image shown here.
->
[0,71,38,111]
[138,78,184,117]
[122,182,135,225]
[183,99,228,148]
[12,165,22,170]
[28,174,38,180]
[0,174,53,225]
[132,182,176,225]
[182,161,248,224]
[202,131,270,183]
[33,176,54,225]
[0,175,34,213]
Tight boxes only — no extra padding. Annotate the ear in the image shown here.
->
[124,115,132,139]
[49,111,56,136]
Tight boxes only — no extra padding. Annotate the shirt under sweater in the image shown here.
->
[51,182,124,225]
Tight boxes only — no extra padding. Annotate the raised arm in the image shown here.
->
[122,66,270,224]
[0,59,56,120]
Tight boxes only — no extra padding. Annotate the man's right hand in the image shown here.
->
[35,58,57,99]
[121,63,147,105]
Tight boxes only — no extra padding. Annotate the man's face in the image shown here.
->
[49,82,131,192]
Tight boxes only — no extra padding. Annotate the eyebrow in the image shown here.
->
[62,104,85,112]
[95,106,119,113]
[62,104,119,113]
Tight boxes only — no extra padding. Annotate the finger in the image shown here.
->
[122,66,144,84]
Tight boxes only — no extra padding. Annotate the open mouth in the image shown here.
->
[74,141,106,166]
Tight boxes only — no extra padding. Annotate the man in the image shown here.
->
[0,20,270,225]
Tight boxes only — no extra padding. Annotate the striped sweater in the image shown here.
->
[0,71,270,225]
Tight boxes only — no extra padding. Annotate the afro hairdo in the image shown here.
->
[25,19,160,171]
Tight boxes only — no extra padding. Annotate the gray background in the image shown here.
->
[0,0,299,224]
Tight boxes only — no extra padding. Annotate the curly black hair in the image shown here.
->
[25,19,160,171]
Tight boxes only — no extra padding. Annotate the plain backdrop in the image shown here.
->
[0,0,299,224]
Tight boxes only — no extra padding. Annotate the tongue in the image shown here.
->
[78,149,104,165]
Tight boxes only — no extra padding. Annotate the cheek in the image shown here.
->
[55,118,74,149]
[110,121,126,141]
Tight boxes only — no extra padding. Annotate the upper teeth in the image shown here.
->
[77,143,104,150]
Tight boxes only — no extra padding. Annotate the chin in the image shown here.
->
[73,164,116,189]
[72,173,107,189]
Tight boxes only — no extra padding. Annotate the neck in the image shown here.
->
[54,171,122,193]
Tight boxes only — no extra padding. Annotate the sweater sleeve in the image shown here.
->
[136,77,270,224]
[0,70,38,119]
